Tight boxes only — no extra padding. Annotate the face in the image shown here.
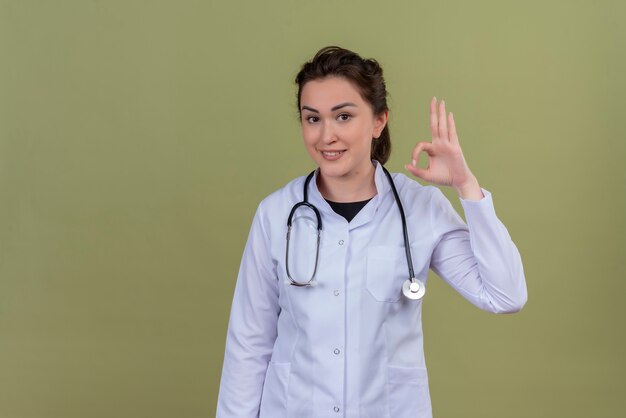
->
[299,76,387,181]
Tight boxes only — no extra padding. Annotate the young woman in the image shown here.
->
[216,46,527,418]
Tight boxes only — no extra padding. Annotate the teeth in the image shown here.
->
[323,151,343,156]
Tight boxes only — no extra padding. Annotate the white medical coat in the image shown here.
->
[216,161,527,418]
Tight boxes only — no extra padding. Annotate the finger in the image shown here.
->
[439,99,448,141]
[448,112,459,144]
[405,163,432,182]
[410,141,435,167]
[429,96,439,141]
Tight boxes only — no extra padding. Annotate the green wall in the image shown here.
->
[1,0,624,416]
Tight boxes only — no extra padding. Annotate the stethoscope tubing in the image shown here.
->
[285,165,425,300]
[381,166,416,281]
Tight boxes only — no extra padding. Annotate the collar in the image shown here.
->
[306,160,391,227]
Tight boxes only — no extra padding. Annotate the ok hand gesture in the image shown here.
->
[405,97,482,199]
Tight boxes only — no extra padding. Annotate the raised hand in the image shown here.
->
[404,97,483,199]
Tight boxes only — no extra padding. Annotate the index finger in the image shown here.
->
[429,96,439,141]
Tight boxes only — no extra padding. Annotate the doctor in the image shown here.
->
[216,46,527,418]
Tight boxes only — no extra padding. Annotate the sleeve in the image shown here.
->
[428,187,528,314]
[216,203,280,417]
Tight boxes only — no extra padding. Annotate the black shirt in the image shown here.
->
[325,198,373,223]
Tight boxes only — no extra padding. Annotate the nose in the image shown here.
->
[320,121,338,144]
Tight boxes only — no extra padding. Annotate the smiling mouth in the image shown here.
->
[321,150,345,157]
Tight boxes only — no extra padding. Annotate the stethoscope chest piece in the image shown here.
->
[402,278,426,300]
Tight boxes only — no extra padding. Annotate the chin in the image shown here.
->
[320,168,349,179]
[316,160,350,178]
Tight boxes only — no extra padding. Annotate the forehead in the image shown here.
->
[300,76,365,107]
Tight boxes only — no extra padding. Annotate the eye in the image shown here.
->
[337,113,351,121]
[305,115,319,123]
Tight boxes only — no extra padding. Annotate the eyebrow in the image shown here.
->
[301,102,358,113]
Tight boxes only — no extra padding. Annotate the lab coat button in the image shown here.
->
[338,240,344,245]
[334,406,340,412]
[334,348,340,355]
[333,289,340,296]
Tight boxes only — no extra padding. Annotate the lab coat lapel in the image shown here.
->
[348,160,390,230]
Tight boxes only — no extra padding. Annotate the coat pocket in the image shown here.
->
[366,246,407,303]
[387,365,432,417]
[259,361,291,418]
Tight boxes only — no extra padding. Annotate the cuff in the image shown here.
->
[458,188,497,221]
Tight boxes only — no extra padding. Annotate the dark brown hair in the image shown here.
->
[295,46,391,164]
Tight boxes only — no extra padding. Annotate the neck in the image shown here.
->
[317,163,377,203]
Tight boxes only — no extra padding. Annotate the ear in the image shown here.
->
[373,111,389,139]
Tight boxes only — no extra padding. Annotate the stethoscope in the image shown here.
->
[285,166,426,300]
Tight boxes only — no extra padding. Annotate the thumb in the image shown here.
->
[405,163,432,182]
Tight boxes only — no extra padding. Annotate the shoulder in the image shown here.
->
[388,171,442,205]
[253,173,309,227]
[387,171,464,232]
[258,175,306,209]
